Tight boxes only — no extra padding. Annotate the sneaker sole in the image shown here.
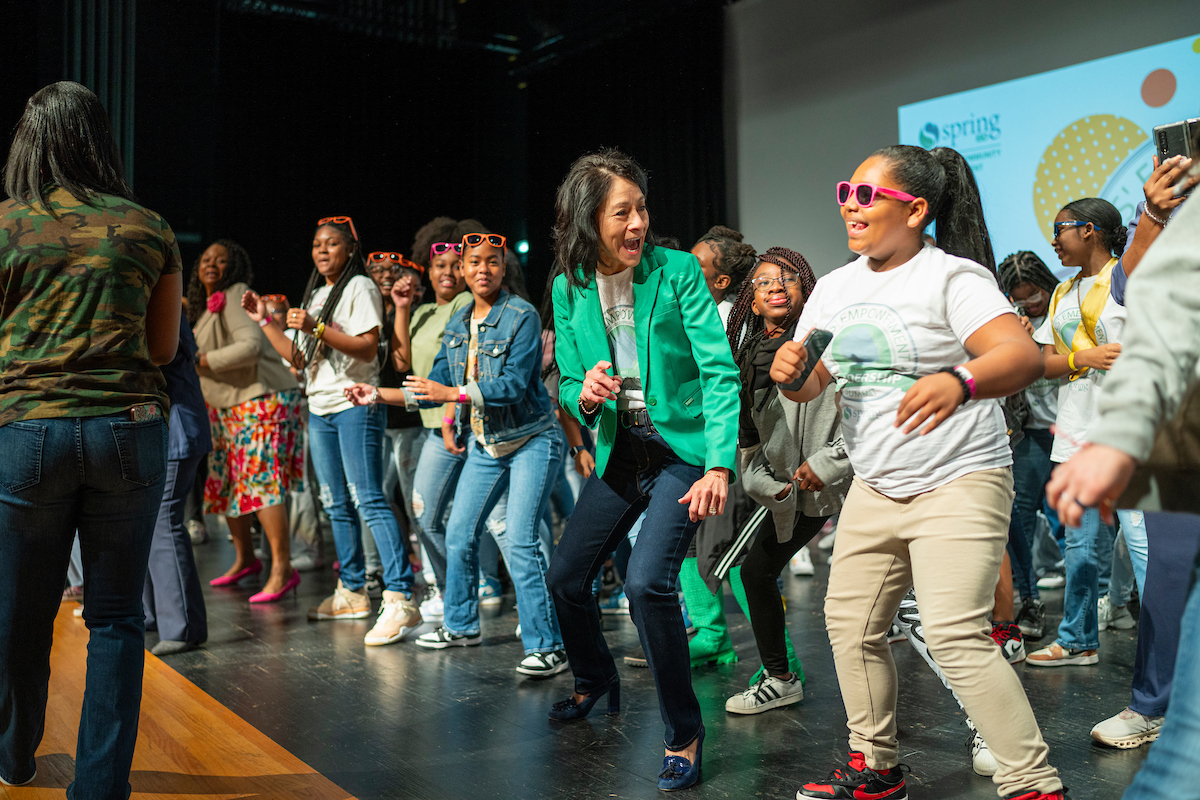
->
[415,636,482,649]
[623,657,648,668]
[1027,653,1099,667]
[308,610,372,620]
[725,691,803,715]
[1091,728,1161,749]
[515,661,570,677]
[364,622,422,647]
[798,790,904,800]
[480,596,503,607]
[600,608,629,616]
[0,770,36,787]
[972,757,999,777]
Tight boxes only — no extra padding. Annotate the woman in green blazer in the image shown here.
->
[545,148,740,791]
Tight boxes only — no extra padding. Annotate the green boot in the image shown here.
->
[728,565,805,687]
[679,557,737,667]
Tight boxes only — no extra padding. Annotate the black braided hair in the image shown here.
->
[726,246,816,369]
[997,251,1059,298]
[694,225,758,300]
[1060,197,1129,257]
[297,220,368,368]
[185,239,254,325]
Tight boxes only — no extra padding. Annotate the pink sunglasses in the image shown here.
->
[430,242,463,262]
[836,181,918,208]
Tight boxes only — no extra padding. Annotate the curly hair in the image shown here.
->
[726,246,816,368]
[694,225,757,299]
[997,250,1059,298]
[185,239,254,325]
[410,216,459,269]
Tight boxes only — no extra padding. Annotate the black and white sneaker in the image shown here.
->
[363,571,384,599]
[1016,597,1046,639]
[516,650,569,677]
[415,626,482,649]
[725,672,804,714]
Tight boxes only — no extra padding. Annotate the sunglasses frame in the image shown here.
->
[1052,220,1093,240]
[835,181,918,208]
[461,233,507,251]
[430,242,464,262]
[368,251,426,275]
[316,215,359,242]
[260,294,288,306]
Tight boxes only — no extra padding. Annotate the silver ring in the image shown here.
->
[708,506,717,515]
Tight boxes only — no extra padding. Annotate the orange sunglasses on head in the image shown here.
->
[261,294,288,306]
[368,251,426,274]
[316,215,359,242]
[461,233,506,251]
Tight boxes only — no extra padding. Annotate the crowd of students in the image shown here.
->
[2,80,1199,800]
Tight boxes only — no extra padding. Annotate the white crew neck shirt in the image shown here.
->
[596,268,645,410]
[304,275,384,416]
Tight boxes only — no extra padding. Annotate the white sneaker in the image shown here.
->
[789,548,815,576]
[479,578,503,608]
[725,672,804,714]
[186,519,208,544]
[1098,596,1136,631]
[516,649,569,677]
[966,719,998,776]
[290,553,325,572]
[1036,573,1066,590]
[1091,707,1163,749]
[307,580,372,620]
[416,626,482,649]
[420,586,444,620]
[364,590,422,646]
[817,530,837,551]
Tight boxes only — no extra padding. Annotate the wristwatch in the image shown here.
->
[569,445,587,459]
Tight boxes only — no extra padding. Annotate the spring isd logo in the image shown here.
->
[828,304,919,403]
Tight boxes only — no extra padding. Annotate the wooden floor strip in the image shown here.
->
[2,604,356,800]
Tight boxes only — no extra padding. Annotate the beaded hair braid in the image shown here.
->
[726,246,817,368]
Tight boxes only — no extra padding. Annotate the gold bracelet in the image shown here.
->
[315,321,326,341]
[1068,352,1077,371]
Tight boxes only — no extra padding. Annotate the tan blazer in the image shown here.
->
[193,282,298,409]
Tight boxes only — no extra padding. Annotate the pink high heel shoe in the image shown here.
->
[249,570,301,604]
[210,559,263,587]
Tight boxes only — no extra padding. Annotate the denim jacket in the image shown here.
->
[425,290,555,445]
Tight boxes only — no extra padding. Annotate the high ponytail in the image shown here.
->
[874,144,996,275]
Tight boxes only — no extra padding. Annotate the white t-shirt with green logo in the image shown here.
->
[596,268,645,410]
[1022,313,1059,430]
[796,245,1014,497]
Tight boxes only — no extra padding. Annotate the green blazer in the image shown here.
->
[553,245,741,479]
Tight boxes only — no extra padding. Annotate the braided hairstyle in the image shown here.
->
[694,225,758,301]
[726,246,817,368]
[1060,197,1129,257]
[997,250,1059,299]
[297,220,368,368]
[185,239,254,325]
[873,144,996,274]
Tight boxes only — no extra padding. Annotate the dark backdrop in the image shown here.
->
[3,0,728,308]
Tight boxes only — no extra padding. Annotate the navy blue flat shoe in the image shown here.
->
[548,679,620,721]
[658,726,704,791]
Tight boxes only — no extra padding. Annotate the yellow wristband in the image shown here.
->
[315,321,326,341]
[1068,352,1077,371]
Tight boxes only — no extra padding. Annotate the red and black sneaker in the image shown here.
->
[797,751,908,800]
[1003,791,1068,799]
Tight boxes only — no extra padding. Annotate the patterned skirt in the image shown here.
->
[205,389,304,518]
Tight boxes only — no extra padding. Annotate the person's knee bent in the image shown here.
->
[546,554,589,607]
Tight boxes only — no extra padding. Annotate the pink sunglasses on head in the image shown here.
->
[836,181,918,208]
[430,242,463,262]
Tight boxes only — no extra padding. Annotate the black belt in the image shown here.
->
[618,408,653,428]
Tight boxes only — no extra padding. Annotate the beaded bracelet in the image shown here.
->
[938,366,972,406]
[1143,206,1169,228]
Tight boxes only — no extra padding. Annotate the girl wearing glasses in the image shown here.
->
[771,145,1063,800]
[1026,198,1146,669]
[546,148,741,791]
[243,218,420,648]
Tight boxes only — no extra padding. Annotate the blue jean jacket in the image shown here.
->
[425,290,555,446]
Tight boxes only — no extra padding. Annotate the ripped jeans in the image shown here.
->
[308,404,414,595]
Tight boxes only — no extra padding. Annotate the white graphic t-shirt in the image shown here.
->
[1033,274,1126,462]
[304,275,384,416]
[1022,313,1058,430]
[596,268,644,410]
[796,245,1014,497]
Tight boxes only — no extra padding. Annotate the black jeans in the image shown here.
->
[547,424,703,749]
[740,511,829,675]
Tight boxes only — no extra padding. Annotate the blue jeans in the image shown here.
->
[443,429,564,654]
[547,425,704,750]
[308,405,413,594]
[1109,511,1148,607]
[0,415,167,797]
[1010,428,1054,599]
[1057,507,1140,650]
[1122,535,1200,800]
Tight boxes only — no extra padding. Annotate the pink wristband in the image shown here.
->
[953,365,977,400]
[458,386,469,404]
[442,414,456,425]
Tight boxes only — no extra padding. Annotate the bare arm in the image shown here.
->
[389,280,416,372]
[1124,156,1198,278]
[769,339,833,403]
[146,272,183,366]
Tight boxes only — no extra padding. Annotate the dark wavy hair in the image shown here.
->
[297,220,369,367]
[185,239,255,325]
[552,148,656,293]
[410,216,458,269]
[4,81,135,216]
[694,225,757,300]
[997,250,1059,298]
[1059,197,1128,257]
[726,247,816,367]
[874,144,995,274]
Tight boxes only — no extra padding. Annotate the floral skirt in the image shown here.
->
[205,389,304,518]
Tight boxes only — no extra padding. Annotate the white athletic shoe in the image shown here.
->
[966,719,998,776]
[1090,707,1163,749]
[516,650,569,677]
[364,591,422,646]
[789,547,815,576]
[725,672,804,715]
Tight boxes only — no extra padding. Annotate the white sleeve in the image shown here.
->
[339,276,384,337]
[1033,314,1054,346]
[944,264,1015,343]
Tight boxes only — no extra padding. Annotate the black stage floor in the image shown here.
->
[164,520,1147,800]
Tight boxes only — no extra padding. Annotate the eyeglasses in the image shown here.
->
[430,242,464,261]
[835,181,918,208]
[750,274,799,292]
[368,252,425,274]
[461,233,507,251]
[261,294,288,306]
[1052,220,1094,239]
[1011,290,1046,309]
[317,215,359,242]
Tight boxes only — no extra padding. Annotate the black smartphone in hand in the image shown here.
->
[779,328,833,392]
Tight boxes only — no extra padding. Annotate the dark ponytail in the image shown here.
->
[873,144,996,274]
[1060,197,1128,257]
[695,225,758,296]
[297,220,368,367]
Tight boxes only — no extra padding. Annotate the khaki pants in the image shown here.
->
[826,468,1062,797]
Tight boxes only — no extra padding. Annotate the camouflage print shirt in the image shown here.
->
[0,186,182,427]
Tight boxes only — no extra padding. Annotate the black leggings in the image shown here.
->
[741,511,829,675]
